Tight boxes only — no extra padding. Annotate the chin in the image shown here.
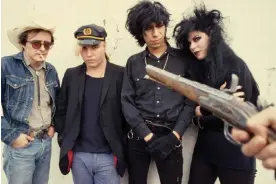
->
[194,54,205,61]
[150,43,161,48]
[196,57,205,60]
[33,57,45,62]
[87,63,99,68]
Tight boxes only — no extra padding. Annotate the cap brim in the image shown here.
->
[78,39,101,46]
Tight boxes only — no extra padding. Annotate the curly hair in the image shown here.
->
[173,4,232,86]
[125,0,170,47]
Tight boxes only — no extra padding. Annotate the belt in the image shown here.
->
[145,120,175,133]
[127,120,176,140]
[29,128,48,139]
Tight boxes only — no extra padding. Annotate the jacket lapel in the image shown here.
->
[78,64,86,107]
[100,62,112,107]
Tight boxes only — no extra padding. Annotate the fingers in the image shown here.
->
[48,126,55,137]
[262,157,276,169]
[247,124,268,138]
[236,85,242,90]
[233,91,245,102]
[1,105,3,117]
[195,106,202,117]
[256,142,276,160]
[26,135,35,141]
[144,133,154,142]
[231,128,250,142]
[220,81,227,89]
[12,134,32,148]
[247,107,276,129]
[172,131,180,140]
[233,91,245,97]
[241,135,267,157]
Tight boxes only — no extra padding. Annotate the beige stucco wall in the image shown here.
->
[1,0,276,183]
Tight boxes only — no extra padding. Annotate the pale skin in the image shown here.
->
[188,31,209,60]
[22,31,53,69]
[6,31,55,148]
[232,107,276,169]
[79,41,107,78]
[189,31,246,116]
[142,23,180,142]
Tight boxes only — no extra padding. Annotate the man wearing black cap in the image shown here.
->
[54,24,127,184]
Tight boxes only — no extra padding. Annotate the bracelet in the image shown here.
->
[192,116,204,129]
[192,116,198,126]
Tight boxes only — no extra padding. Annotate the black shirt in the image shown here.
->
[193,52,259,171]
[74,75,111,153]
[121,46,195,138]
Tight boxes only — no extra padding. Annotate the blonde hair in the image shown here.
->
[74,41,82,56]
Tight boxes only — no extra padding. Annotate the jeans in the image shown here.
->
[127,132,183,184]
[72,152,120,184]
[3,137,52,184]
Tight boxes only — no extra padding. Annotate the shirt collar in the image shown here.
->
[141,44,177,59]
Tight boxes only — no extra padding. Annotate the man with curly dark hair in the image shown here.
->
[174,4,259,184]
[121,1,195,184]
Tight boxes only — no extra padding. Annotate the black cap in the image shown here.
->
[74,24,107,45]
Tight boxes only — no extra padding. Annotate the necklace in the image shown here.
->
[99,70,105,78]
[144,53,169,70]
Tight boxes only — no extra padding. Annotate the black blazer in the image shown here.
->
[54,62,127,176]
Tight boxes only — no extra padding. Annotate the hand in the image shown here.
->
[233,90,245,102]
[172,131,180,139]
[1,104,3,117]
[48,126,55,138]
[11,133,34,148]
[220,81,244,101]
[144,133,153,142]
[147,133,181,160]
[231,107,276,169]
[195,106,202,117]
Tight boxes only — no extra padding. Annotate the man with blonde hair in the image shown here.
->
[54,24,127,184]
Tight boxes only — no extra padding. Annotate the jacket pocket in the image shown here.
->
[45,80,58,100]
[6,76,29,104]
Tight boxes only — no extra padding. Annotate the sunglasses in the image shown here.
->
[27,40,54,50]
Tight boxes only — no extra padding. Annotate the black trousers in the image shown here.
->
[127,132,183,184]
[188,154,256,184]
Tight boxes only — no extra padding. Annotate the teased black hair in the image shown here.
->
[173,4,231,86]
[126,0,170,47]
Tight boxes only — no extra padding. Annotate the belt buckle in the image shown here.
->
[29,129,47,139]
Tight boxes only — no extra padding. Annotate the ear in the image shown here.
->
[21,44,26,50]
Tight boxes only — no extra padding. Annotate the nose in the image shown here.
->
[189,42,196,52]
[86,47,94,57]
[152,27,159,37]
[40,44,46,51]
[86,48,94,57]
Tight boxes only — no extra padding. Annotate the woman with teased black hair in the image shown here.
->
[174,5,259,184]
